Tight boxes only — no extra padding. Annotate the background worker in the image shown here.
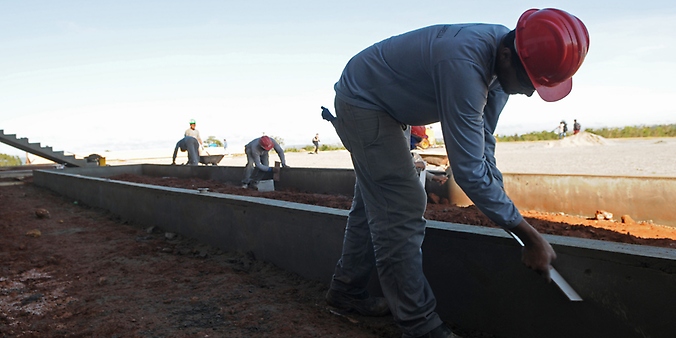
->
[573,119,581,135]
[185,119,203,146]
[324,8,589,338]
[241,136,288,188]
[556,120,568,139]
[312,133,320,154]
[410,125,429,150]
[171,136,200,166]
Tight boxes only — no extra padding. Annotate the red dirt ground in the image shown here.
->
[1,180,403,338]
[1,174,675,338]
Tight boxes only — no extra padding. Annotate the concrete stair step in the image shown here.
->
[0,130,87,167]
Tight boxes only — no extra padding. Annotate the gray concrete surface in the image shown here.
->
[33,167,676,338]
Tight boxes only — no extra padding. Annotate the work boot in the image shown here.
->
[325,289,390,317]
[413,324,463,338]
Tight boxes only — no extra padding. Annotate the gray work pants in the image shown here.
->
[329,97,442,337]
[242,146,270,185]
[185,137,200,166]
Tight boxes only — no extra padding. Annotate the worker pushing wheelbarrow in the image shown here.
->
[172,136,224,166]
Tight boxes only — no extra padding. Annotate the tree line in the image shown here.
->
[496,124,676,142]
[0,153,22,166]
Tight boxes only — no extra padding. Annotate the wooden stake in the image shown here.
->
[273,161,281,181]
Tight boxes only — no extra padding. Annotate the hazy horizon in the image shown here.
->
[2,1,675,157]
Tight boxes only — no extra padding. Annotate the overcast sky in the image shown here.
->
[2,1,675,156]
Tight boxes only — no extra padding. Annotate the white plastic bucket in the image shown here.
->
[257,179,275,192]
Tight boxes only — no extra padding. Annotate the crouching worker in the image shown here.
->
[172,136,200,166]
[241,136,289,188]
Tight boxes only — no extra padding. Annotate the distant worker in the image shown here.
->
[242,136,288,188]
[185,119,203,146]
[172,136,200,166]
[223,138,229,154]
[555,121,566,139]
[573,119,581,135]
[410,125,428,150]
[312,133,320,154]
[323,8,588,338]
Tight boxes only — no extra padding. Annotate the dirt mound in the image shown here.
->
[546,132,612,148]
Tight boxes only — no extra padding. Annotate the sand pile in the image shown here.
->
[547,132,612,148]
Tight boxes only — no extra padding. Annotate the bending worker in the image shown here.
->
[241,136,288,188]
[172,136,200,166]
[323,8,589,338]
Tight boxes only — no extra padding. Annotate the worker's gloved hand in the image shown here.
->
[282,163,290,168]
[171,162,176,166]
[321,106,336,122]
[267,167,274,172]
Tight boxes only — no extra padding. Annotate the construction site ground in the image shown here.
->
[2,173,676,338]
[3,135,676,337]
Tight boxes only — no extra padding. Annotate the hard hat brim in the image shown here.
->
[534,78,572,102]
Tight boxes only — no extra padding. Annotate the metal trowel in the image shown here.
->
[506,230,583,301]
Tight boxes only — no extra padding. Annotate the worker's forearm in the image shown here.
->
[510,219,545,247]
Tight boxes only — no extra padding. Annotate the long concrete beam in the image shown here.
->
[33,167,676,338]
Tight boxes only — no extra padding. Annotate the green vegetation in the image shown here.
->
[496,124,676,142]
[584,124,676,138]
[0,153,22,166]
[497,130,562,142]
[204,136,223,147]
[285,144,346,152]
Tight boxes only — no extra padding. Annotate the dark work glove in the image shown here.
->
[321,106,336,122]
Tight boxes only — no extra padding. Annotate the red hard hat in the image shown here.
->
[259,136,274,151]
[515,8,590,102]
[411,126,428,139]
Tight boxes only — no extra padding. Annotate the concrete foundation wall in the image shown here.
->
[33,168,676,338]
[439,171,676,227]
[504,174,676,227]
[61,165,676,228]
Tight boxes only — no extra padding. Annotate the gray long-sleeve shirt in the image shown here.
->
[334,23,523,228]
[244,137,287,171]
